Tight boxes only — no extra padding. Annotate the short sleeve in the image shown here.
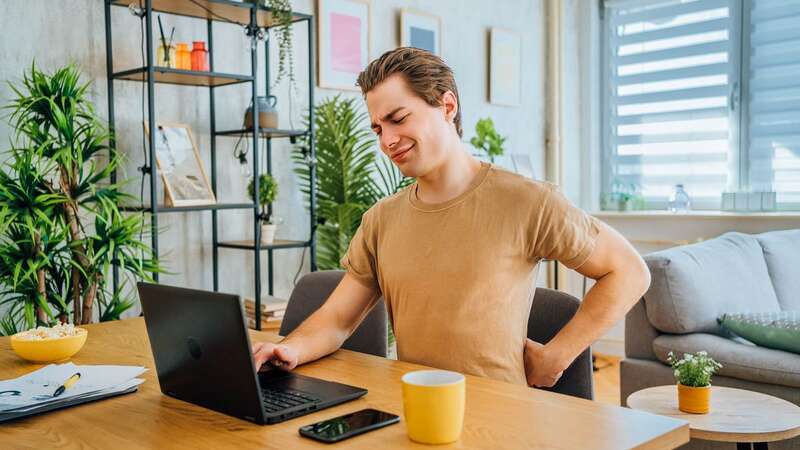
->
[340,207,381,291]
[530,183,600,270]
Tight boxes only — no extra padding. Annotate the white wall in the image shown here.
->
[0,0,544,317]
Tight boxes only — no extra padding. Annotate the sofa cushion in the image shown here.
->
[643,232,781,334]
[756,229,800,310]
[652,333,800,388]
[719,311,800,354]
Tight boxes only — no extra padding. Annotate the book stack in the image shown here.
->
[243,295,288,330]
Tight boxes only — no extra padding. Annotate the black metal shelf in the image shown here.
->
[217,240,310,251]
[109,0,311,28]
[120,203,255,213]
[112,67,252,87]
[215,128,309,139]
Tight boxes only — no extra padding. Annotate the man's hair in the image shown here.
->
[357,47,463,138]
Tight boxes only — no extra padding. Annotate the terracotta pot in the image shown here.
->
[677,383,711,414]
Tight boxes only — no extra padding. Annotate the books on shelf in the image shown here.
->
[242,295,288,330]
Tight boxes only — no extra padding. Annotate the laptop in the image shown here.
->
[137,282,368,425]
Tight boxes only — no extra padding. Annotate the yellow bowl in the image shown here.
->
[10,328,88,363]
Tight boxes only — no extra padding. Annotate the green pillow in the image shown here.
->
[718,311,800,355]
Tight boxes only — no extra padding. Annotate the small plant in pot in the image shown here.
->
[247,174,280,244]
[667,351,722,414]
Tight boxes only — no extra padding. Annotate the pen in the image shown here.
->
[53,372,81,397]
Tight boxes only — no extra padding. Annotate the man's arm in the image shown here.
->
[524,220,650,387]
[252,273,380,371]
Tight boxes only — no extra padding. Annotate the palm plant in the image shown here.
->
[292,95,411,270]
[0,63,159,335]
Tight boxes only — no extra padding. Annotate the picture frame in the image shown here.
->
[317,0,371,91]
[144,122,216,207]
[399,8,441,56]
[489,28,522,106]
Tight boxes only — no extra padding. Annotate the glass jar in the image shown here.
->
[668,184,691,213]
[156,44,176,68]
[175,43,192,70]
[191,41,209,71]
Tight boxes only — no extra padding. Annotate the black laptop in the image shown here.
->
[137,282,367,425]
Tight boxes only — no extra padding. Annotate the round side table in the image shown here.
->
[627,385,800,450]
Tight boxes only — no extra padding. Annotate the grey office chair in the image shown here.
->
[279,270,388,357]
[527,287,594,400]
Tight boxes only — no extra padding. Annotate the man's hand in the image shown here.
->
[252,341,300,372]
[523,339,565,388]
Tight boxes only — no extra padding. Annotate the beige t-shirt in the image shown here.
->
[341,162,600,385]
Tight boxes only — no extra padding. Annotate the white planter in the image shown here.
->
[260,223,277,244]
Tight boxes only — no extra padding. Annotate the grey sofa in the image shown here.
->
[621,229,800,450]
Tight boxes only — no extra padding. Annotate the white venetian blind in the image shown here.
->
[604,0,737,208]
[747,0,800,206]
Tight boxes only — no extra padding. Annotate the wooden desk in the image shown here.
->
[1,318,689,449]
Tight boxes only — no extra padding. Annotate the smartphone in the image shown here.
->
[298,408,400,443]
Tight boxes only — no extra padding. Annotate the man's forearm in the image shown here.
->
[279,306,352,366]
[545,267,649,370]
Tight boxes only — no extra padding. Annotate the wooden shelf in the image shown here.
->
[112,67,252,87]
[217,239,309,250]
[110,0,310,28]
[215,128,309,139]
[120,203,254,213]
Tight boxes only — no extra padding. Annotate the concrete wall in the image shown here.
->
[0,1,545,317]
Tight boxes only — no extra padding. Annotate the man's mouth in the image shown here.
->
[391,144,415,162]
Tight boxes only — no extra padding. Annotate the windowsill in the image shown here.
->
[591,210,800,219]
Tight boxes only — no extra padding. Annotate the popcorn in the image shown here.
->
[16,324,81,340]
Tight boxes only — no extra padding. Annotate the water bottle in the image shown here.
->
[668,184,691,213]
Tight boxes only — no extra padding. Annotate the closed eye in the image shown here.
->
[393,114,410,124]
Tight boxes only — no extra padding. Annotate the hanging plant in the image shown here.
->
[266,0,295,92]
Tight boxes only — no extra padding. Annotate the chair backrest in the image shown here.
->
[279,270,387,357]
[527,288,594,400]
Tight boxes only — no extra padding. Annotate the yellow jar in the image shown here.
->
[156,44,176,68]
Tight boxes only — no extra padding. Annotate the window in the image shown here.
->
[602,0,800,210]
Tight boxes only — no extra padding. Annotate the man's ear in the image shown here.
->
[441,90,458,124]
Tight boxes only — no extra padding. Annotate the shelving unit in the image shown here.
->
[103,0,317,329]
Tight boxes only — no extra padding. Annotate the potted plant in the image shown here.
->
[469,117,506,163]
[248,174,279,244]
[667,351,722,414]
[602,179,644,211]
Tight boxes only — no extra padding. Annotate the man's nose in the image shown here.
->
[381,130,399,150]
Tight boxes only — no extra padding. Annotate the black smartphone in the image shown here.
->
[298,408,400,443]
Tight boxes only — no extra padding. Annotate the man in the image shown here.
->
[252,48,650,388]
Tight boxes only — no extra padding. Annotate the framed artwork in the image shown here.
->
[317,0,371,90]
[144,123,216,207]
[400,8,441,55]
[489,28,522,106]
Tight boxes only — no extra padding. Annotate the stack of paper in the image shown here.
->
[0,362,145,419]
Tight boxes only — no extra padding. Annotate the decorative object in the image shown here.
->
[399,8,441,55]
[667,351,722,414]
[190,41,209,71]
[265,0,296,91]
[668,183,691,213]
[719,311,800,355]
[293,95,411,270]
[602,179,644,211]
[156,16,175,68]
[244,95,279,129]
[0,64,159,333]
[175,43,191,70]
[145,123,216,207]
[317,0,371,90]
[247,174,279,244]
[470,117,506,163]
[489,28,521,106]
[11,328,88,363]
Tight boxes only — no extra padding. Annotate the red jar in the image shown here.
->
[191,41,209,71]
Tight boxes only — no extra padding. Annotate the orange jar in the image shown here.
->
[175,43,191,70]
[191,41,209,71]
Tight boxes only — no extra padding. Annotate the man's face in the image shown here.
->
[366,74,453,178]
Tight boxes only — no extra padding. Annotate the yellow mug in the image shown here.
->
[401,370,465,444]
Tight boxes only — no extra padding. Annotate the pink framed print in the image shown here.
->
[317,0,371,90]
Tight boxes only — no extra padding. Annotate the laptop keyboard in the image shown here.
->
[261,388,320,413]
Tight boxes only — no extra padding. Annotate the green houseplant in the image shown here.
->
[247,173,280,244]
[602,179,645,211]
[470,117,506,163]
[667,351,722,414]
[0,64,159,334]
[266,0,295,92]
